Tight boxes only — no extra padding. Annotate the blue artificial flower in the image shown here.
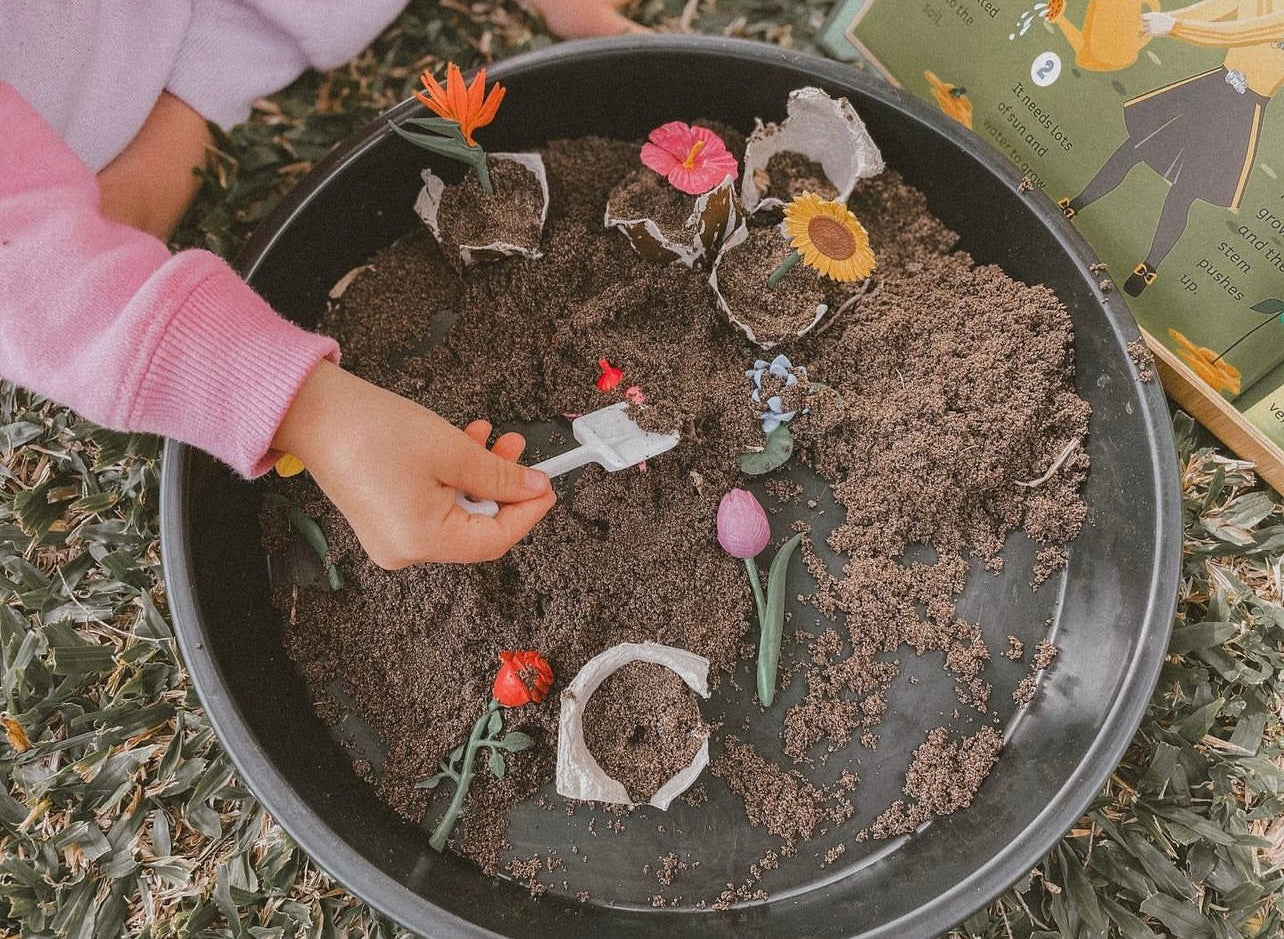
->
[761,396,797,434]
[746,354,808,431]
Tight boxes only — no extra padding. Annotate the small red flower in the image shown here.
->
[595,358,623,392]
[493,650,554,707]
[624,385,646,405]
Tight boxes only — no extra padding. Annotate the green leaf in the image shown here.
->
[414,772,447,790]
[757,532,804,707]
[1148,805,1236,846]
[50,643,115,676]
[286,507,328,561]
[1121,829,1198,898]
[486,710,502,737]
[0,421,44,450]
[1140,741,1183,792]
[501,731,534,752]
[739,425,794,476]
[398,116,463,134]
[1057,843,1107,932]
[285,507,342,591]
[1249,298,1284,315]
[1176,696,1225,742]
[389,122,483,164]
[488,749,506,779]
[1227,707,1267,755]
[1139,894,1213,938]
[1100,896,1162,939]
[1169,621,1236,654]
[449,744,464,764]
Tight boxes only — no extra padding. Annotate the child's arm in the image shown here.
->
[526,0,647,38]
[0,83,553,566]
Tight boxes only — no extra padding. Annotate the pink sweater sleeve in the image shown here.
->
[0,82,338,477]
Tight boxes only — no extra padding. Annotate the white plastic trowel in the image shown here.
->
[456,402,680,516]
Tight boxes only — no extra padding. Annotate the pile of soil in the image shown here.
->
[437,156,544,251]
[607,167,693,235]
[713,224,855,345]
[264,126,1090,891]
[581,662,707,802]
[758,151,838,202]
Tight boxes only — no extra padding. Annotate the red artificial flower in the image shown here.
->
[492,650,554,707]
[640,121,739,196]
[595,358,623,392]
[624,385,646,405]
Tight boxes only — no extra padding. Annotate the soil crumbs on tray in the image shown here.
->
[263,131,1089,899]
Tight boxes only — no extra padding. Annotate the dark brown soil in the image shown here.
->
[438,155,544,251]
[581,662,707,803]
[607,167,694,236]
[264,129,1088,887]
[759,150,838,202]
[714,225,860,347]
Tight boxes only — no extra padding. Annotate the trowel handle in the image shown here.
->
[530,444,598,478]
[453,445,597,516]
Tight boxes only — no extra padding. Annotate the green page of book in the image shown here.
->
[818,0,1284,434]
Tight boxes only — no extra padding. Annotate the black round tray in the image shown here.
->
[159,35,1182,939]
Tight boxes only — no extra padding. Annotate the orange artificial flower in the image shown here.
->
[1169,329,1242,397]
[415,63,506,147]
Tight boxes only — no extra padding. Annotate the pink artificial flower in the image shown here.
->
[640,122,739,196]
[624,385,646,405]
[717,489,771,559]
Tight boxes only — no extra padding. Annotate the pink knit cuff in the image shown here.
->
[128,255,339,478]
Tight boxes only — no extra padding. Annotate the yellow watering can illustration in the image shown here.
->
[1048,0,1161,71]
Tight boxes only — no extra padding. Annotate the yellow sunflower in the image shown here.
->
[782,193,876,282]
[275,453,306,477]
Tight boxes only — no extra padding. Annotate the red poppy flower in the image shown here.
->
[493,650,554,707]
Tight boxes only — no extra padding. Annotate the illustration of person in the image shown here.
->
[1055,1,1283,296]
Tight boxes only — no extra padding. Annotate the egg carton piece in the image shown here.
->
[556,641,710,811]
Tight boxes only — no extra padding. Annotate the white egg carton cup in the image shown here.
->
[556,641,710,810]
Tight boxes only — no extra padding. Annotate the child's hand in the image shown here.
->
[528,0,648,37]
[273,360,556,569]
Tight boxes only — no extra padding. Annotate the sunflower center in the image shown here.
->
[682,139,707,168]
[808,215,857,260]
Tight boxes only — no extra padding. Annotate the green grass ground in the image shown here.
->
[1,2,1280,936]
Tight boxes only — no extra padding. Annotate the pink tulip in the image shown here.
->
[640,121,739,196]
[717,489,771,559]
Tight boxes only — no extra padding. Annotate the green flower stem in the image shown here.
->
[756,533,805,708]
[767,250,802,289]
[744,557,767,626]
[474,152,494,196]
[429,699,499,852]
[1214,308,1281,363]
